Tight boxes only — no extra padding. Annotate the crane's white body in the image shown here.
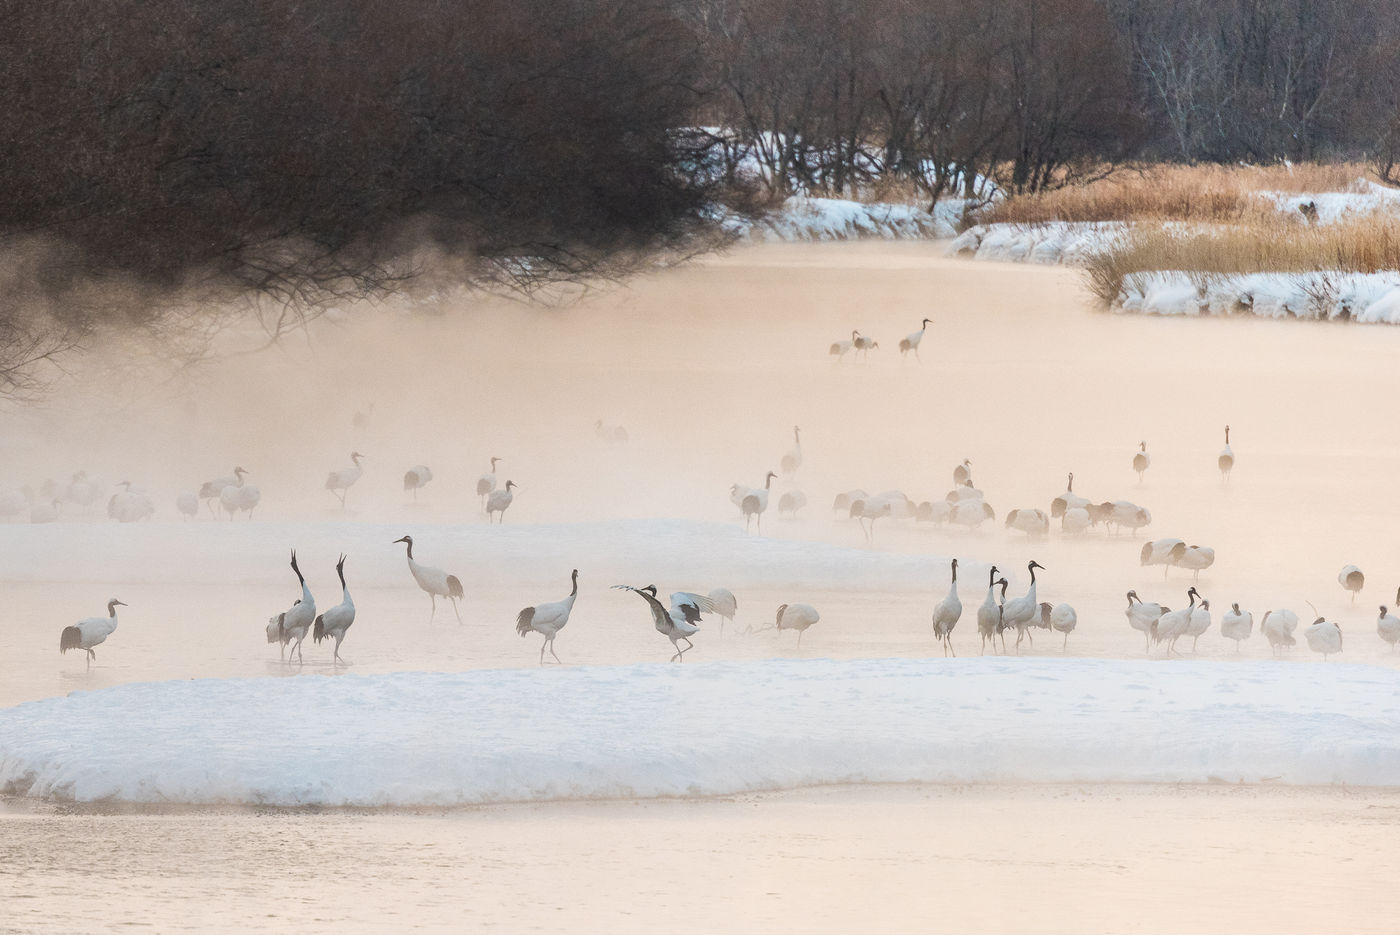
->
[1125,590,1165,654]
[1339,565,1364,602]
[932,559,961,656]
[1171,544,1215,580]
[220,479,260,519]
[1141,538,1185,576]
[200,467,247,515]
[1260,608,1299,656]
[486,480,517,522]
[900,319,931,359]
[1152,590,1198,656]
[916,499,952,525]
[740,472,776,534]
[313,556,356,664]
[176,491,199,520]
[60,599,125,668]
[66,473,100,511]
[853,334,878,360]
[780,427,802,476]
[1106,500,1150,534]
[1133,442,1150,482]
[1000,562,1043,653]
[708,587,738,636]
[1186,598,1212,652]
[829,330,860,360]
[1221,604,1253,650]
[476,457,501,508]
[517,569,578,664]
[325,453,364,508]
[778,490,807,516]
[1378,607,1400,651]
[976,568,1002,654]
[850,495,893,543]
[1004,508,1049,536]
[776,602,820,647]
[403,464,433,501]
[107,483,154,523]
[1049,603,1077,650]
[1050,472,1090,517]
[950,499,994,529]
[1305,620,1343,659]
[616,586,713,661]
[267,551,316,663]
[394,535,463,622]
[1218,425,1234,481]
[1060,507,1091,535]
[832,489,868,514]
[947,483,984,502]
[953,459,973,487]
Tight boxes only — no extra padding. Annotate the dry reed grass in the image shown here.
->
[980,163,1375,225]
[1084,214,1400,305]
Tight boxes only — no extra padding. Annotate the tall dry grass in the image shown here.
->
[1084,214,1400,305]
[980,162,1375,225]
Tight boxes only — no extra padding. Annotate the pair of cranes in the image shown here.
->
[265,550,356,664]
[1130,425,1234,485]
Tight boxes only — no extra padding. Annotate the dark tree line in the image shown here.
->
[683,0,1400,200]
[0,0,716,394]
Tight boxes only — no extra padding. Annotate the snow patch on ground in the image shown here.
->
[947,222,1128,265]
[1115,271,1400,322]
[1253,179,1400,223]
[3,658,1397,805]
[728,197,965,242]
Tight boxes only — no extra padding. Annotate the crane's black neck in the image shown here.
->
[569,569,578,596]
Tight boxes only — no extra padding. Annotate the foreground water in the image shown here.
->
[4,784,1397,934]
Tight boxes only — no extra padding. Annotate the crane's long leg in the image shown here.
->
[549,637,562,665]
[539,638,547,666]
[949,636,956,658]
[429,593,437,623]
[1062,632,1068,651]
[451,597,461,624]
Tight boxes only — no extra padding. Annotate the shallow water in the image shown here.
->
[3,784,1397,934]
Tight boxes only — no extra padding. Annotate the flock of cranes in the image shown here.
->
[3,453,522,523]
[26,366,1394,672]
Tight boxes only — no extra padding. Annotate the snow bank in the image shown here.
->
[947,221,1129,265]
[1115,271,1400,322]
[3,658,1398,805]
[1253,179,1400,224]
[728,197,964,242]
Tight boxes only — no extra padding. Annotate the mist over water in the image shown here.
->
[5,242,1400,933]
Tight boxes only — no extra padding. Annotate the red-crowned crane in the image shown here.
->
[60,599,126,669]
[325,452,365,509]
[516,569,579,665]
[313,554,356,664]
[266,550,316,663]
[393,535,463,623]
